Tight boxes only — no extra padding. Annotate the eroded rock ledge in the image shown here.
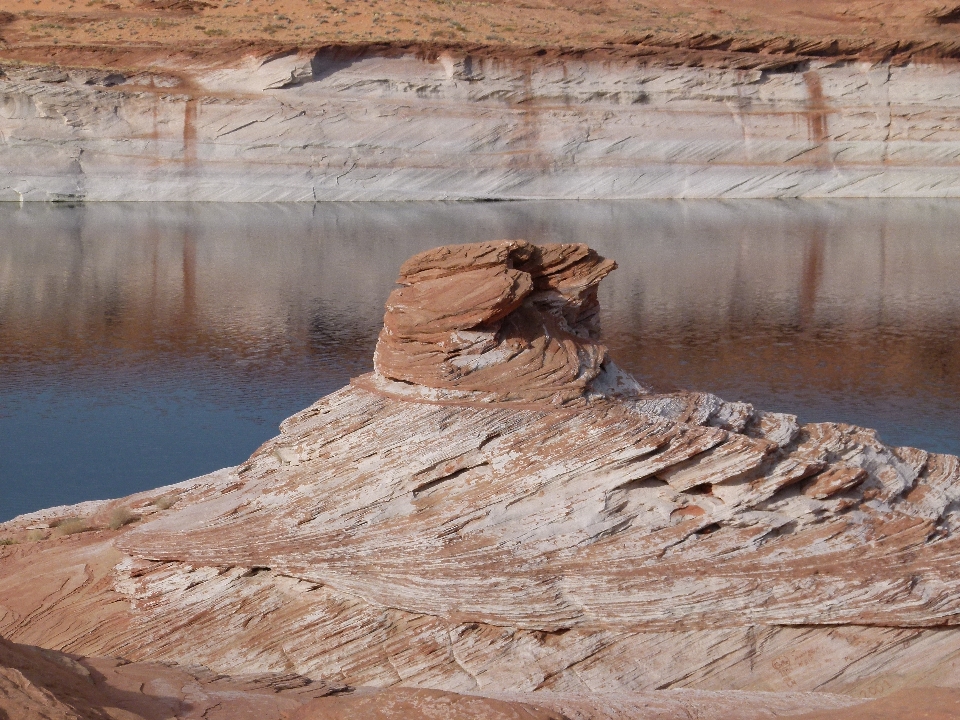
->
[2,242,960,719]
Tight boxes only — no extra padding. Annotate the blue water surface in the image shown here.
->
[2,200,958,521]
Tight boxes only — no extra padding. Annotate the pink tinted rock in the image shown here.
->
[374,240,634,405]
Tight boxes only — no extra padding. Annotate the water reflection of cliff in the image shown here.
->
[1,200,958,453]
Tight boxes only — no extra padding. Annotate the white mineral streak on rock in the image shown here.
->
[3,241,960,718]
[5,51,960,199]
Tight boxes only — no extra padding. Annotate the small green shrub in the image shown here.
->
[0,538,16,546]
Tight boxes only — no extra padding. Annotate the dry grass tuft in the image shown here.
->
[53,517,92,536]
[151,493,180,510]
[108,506,140,530]
[0,538,16,545]
[26,529,47,542]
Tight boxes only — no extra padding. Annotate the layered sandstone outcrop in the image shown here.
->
[3,241,960,718]
[0,632,868,720]
[372,240,642,405]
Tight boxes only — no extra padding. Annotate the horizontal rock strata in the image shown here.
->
[5,50,960,199]
[3,241,960,718]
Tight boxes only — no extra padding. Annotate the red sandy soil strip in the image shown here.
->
[3,0,960,71]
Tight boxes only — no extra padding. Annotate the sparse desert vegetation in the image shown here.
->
[108,506,140,530]
[52,517,91,536]
[151,493,180,510]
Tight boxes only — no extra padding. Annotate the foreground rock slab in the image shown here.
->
[0,634,348,720]
[3,241,960,718]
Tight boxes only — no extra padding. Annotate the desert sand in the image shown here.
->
[4,0,960,68]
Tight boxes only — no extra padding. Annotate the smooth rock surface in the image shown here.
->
[0,633,350,720]
[3,241,960,718]
[6,51,960,199]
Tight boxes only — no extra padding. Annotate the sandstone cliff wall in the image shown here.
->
[4,50,960,200]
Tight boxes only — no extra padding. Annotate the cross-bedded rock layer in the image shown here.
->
[2,241,960,718]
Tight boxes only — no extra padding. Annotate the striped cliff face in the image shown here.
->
[6,51,960,201]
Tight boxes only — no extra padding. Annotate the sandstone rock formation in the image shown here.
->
[0,632,869,720]
[3,241,960,718]
[372,240,642,405]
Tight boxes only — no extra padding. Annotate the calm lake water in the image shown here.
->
[2,201,959,521]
